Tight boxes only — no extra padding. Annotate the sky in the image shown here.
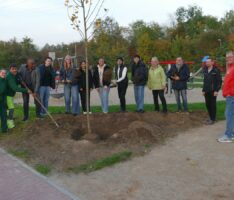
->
[0,0,234,47]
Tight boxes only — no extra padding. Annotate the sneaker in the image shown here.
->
[22,117,28,122]
[89,112,92,114]
[217,135,232,143]
[206,120,215,125]
[83,112,87,115]
[138,109,145,113]
[36,115,44,119]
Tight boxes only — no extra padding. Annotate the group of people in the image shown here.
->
[0,51,234,143]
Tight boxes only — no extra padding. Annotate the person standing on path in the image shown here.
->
[147,57,167,113]
[167,57,190,113]
[6,64,30,129]
[131,55,148,113]
[19,58,42,121]
[0,69,8,133]
[218,51,234,143]
[60,55,80,116]
[202,58,222,125]
[78,60,93,114]
[93,58,112,114]
[115,57,128,112]
[38,57,56,116]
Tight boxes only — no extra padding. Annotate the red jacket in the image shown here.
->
[223,64,234,97]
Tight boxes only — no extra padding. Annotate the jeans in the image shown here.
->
[223,96,234,139]
[152,90,167,112]
[22,93,41,119]
[174,89,188,111]
[39,86,50,115]
[204,92,217,121]
[134,85,145,111]
[64,84,80,114]
[117,82,128,112]
[98,87,110,113]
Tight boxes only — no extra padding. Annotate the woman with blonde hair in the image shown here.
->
[147,57,167,113]
[60,55,80,116]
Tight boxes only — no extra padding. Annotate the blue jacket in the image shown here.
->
[167,64,190,90]
[60,67,80,86]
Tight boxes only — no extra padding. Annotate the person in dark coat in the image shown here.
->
[167,57,190,112]
[115,57,128,112]
[202,58,222,125]
[93,58,112,113]
[19,58,42,121]
[38,57,55,116]
[0,69,8,133]
[131,55,148,113]
[78,61,93,114]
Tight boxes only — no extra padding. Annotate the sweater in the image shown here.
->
[6,72,27,97]
[223,64,234,97]
[147,65,166,90]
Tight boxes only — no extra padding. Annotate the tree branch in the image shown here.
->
[72,0,82,7]
[86,0,103,22]
[86,0,105,31]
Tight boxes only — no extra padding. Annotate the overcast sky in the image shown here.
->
[0,0,234,47]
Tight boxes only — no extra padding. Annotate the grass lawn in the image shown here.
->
[13,101,226,121]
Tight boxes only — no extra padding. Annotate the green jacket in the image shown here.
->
[147,65,166,90]
[0,77,7,102]
[6,72,27,97]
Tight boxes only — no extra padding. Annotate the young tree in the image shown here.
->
[64,0,107,135]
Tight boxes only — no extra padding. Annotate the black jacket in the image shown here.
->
[202,67,222,93]
[167,64,190,90]
[93,65,112,88]
[38,64,56,89]
[78,69,94,90]
[115,64,128,85]
[131,61,148,86]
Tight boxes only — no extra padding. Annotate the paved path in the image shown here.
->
[15,87,225,107]
[0,149,79,200]
[51,121,234,200]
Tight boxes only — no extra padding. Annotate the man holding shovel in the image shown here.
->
[6,64,31,129]
[19,58,42,121]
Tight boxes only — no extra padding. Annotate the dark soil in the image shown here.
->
[0,111,207,172]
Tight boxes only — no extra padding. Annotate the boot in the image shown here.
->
[7,120,15,129]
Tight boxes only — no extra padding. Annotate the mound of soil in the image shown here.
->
[1,111,207,172]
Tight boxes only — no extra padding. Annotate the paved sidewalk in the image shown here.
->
[52,121,234,200]
[0,149,79,200]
